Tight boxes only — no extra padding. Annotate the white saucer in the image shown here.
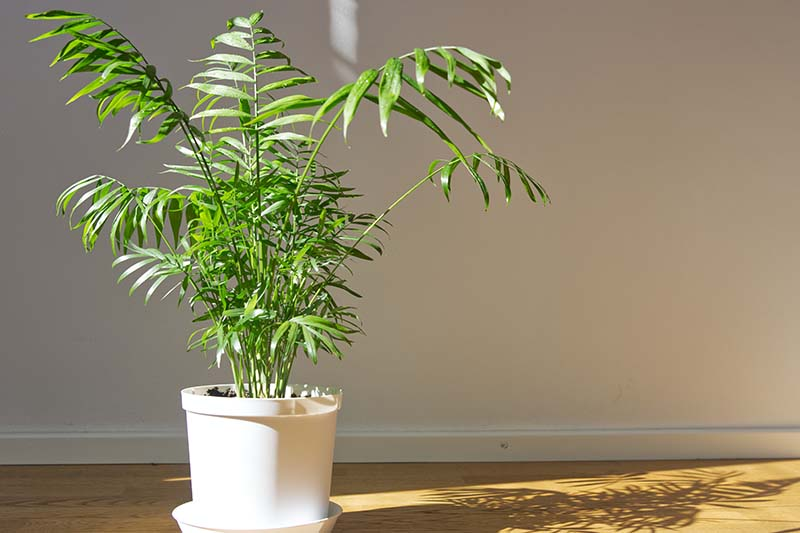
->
[172,501,343,533]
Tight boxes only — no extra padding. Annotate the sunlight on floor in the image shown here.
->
[331,460,800,532]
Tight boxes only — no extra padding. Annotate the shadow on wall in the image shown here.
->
[336,469,800,532]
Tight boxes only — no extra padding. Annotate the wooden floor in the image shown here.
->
[2,460,800,532]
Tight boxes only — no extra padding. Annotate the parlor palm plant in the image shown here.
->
[28,9,548,400]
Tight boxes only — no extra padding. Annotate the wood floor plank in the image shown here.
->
[1,460,799,532]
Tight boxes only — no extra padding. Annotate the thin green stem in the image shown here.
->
[295,106,346,194]
[308,165,444,307]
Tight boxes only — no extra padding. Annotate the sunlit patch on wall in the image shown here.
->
[329,0,359,82]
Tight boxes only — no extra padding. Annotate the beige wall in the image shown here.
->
[2,0,800,449]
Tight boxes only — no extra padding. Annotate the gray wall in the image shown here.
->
[3,1,800,443]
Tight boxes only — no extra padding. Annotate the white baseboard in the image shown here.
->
[0,429,188,465]
[334,427,800,462]
[1,427,799,465]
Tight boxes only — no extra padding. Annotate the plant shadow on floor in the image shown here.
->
[335,469,800,532]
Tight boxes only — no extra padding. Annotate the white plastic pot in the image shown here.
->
[174,384,342,532]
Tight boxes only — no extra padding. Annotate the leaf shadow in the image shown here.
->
[335,468,800,532]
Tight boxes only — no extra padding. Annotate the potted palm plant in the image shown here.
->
[28,8,549,533]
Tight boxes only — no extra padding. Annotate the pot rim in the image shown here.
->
[181,383,342,417]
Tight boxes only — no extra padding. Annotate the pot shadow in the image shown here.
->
[334,468,800,532]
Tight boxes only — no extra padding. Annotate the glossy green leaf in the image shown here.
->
[435,48,456,85]
[26,10,89,20]
[229,16,252,29]
[144,275,170,304]
[343,69,378,139]
[129,263,162,296]
[29,18,100,42]
[192,53,254,65]
[195,69,255,83]
[257,76,316,94]
[246,94,324,124]
[262,132,315,143]
[249,11,264,26]
[185,83,254,101]
[65,73,119,104]
[190,108,250,121]
[212,31,253,51]
[255,50,290,62]
[468,153,490,209]
[120,110,145,150]
[414,48,429,90]
[117,258,156,283]
[301,325,319,364]
[168,197,183,245]
[440,158,458,201]
[378,58,403,137]
[260,114,314,129]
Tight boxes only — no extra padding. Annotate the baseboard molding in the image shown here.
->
[1,427,799,465]
[334,427,800,462]
[0,429,188,465]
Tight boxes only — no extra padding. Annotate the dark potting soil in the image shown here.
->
[203,387,303,398]
[205,386,237,397]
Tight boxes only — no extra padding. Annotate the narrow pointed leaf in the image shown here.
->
[117,258,156,283]
[29,18,100,42]
[128,264,161,296]
[440,158,458,201]
[190,108,250,121]
[435,48,456,85]
[378,58,403,137]
[168,197,183,245]
[212,31,253,51]
[257,76,316,94]
[229,16,252,29]
[26,10,89,20]
[249,11,264,26]
[192,53,253,65]
[246,95,325,124]
[185,83,254,101]
[301,325,319,364]
[66,73,119,104]
[195,69,255,83]
[144,275,169,304]
[120,110,145,150]
[343,69,378,139]
[414,48,429,89]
